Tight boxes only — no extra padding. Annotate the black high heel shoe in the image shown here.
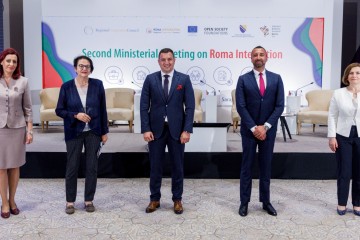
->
[337,207,347,215]
[353,208,360,216]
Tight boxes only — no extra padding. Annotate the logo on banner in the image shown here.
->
[188,26,198,33]
[239,25,247,33]
[146,27,181,34]
[132,66,150,85]
[232,24,254,38]
[187,67,205,85]
[260,25,270,37]
[104,66,124,85]
[203,27,228,35]
[213,67,233,86]
[84,26,94,35]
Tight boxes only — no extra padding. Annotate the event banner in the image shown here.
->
[42,17,323,106]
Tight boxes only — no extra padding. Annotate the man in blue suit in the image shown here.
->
[236,46,284,217]
[140,48,195,214]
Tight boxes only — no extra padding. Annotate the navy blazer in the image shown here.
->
[56,78,109,141]
[140,70,195,140]
[236,70,284,137]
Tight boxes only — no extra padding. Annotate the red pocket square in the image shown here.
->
[177,85,183,90]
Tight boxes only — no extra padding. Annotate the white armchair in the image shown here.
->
[194,88,203,123]
[297,89,334,134]
[39,87,63,130]
[105,88,135,132]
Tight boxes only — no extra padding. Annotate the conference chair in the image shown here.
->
[297,89,334,134]
[39,87,63,130]
[105,88,135,132]
[231,89,240,132]
[193,88,203,123]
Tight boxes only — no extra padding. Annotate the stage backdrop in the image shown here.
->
[42,16,324,108]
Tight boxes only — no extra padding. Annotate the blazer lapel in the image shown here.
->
[167,70,178,101]
[248,71,261,96]
[71,80,85,112]
[264,72,273,97]
[156,72,167,103]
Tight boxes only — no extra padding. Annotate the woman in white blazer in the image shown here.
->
[328,62,360,216]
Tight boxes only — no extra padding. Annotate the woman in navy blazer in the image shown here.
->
[56,55,108,214]
[328,62,360,216]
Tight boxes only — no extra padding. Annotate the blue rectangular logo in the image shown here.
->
[188,26,198,33]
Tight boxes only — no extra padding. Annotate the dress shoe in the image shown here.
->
[337,207,346,216]
[145,201,160,213]
[84,202,95,213]
[238,204,248,217]
[174,200,183,214]
[10,207,20,215]
[262,202,277,216]
[10,203,20,215]
[1,206,10,219]
[353,208,360,216]
[65,204,75,215]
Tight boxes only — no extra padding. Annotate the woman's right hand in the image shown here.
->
[329,137,338,152]
[75,113,91,123]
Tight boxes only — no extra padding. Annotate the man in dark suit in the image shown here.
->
[236,46,284,217]
[140,48,195,214]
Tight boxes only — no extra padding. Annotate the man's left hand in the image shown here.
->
[180,131,190,144]
[253,125,267,141]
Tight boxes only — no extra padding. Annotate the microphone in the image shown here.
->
[200,80,216,96]
[131,81,143,89]
[295,82,314,96]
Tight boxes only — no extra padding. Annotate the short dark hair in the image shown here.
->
[253,45,266,52]
[0,48,21,79]
[73,55,94,72]
[158,48,174,59]
[342,62,360,85]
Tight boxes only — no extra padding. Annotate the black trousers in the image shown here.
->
[65,131,101,202]
[336,126,360,206]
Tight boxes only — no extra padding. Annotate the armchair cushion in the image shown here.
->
[39,88,62,129]
[297,89,333,133]
[194,88,203,122]
[105,88,135,132]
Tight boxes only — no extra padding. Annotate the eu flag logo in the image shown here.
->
[188,26,198,33]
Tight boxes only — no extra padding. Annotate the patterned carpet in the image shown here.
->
[1,178,360,239]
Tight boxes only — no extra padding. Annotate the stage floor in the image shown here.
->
[28,124,331,153]
[23,124,335,179]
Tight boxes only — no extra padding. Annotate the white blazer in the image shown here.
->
[328,87,360,138]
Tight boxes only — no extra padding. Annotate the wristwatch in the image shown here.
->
[27,130,33,135]
[264,125,269,132]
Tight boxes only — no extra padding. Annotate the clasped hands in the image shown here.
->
[253,125,267,141]
[75,112,91,123]
[143,131,190,144]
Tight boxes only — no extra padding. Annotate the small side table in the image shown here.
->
[279,113,295,141]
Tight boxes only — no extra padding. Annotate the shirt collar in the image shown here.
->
[253,69,266,77]
[161,70,174,78]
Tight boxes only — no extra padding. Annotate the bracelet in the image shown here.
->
[27,130,33,135]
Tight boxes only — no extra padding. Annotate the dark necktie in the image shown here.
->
[164,74,169,99]
[259,72,265,96]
